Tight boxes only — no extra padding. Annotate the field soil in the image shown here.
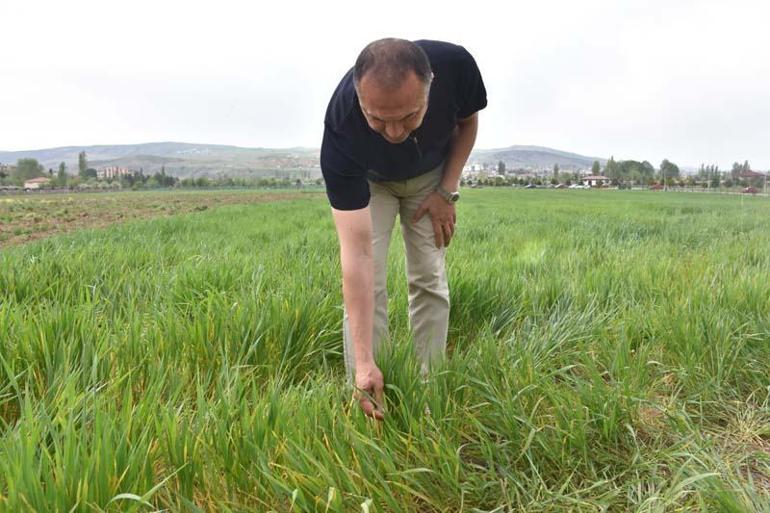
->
[0,190,319,247]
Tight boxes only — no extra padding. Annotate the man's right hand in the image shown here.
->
[355,362,385,420]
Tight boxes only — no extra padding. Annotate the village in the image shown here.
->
[1,158,767,194]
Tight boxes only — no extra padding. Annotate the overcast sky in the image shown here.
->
[1,0,769,169]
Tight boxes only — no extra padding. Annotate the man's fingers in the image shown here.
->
[433,222,444,248]
[412,205,427,223]
[374,386,384,413]
[373,385,384,420]
[359,396,375,416]
[358,393,384,420]
[443,223,453,246]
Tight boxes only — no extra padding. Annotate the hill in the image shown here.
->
[0,142,605,178]
[0,142,320,179]
[471,145,606,171]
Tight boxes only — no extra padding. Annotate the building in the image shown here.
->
[740,170,766,185]
[23,177,51,190]
[739,170,767,191]
[582,175,609,187]
[97,166,133,179]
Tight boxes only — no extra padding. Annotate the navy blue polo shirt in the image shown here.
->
[320,40,487,210]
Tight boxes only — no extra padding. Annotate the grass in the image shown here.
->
[0,189,769,512]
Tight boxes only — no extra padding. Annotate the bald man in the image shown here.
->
[321,38,487,420]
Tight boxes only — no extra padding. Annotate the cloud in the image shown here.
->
[1,0,768,168]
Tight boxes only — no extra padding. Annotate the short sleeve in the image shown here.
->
[456,47,487,120]
[320,123,370,210]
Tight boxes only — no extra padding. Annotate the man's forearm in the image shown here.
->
[441,114,479,191]
[341,251,375,366]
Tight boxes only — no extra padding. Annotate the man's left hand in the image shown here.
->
[412,191,457,248]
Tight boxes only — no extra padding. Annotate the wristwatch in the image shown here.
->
[435,184,460,203]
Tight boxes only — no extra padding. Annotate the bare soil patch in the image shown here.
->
[0,190,319,248]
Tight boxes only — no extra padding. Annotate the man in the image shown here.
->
[321,38,487,420]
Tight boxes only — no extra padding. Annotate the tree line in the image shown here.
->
[0,152,323,191]
[486,157,764,189]
[3,152,763,191]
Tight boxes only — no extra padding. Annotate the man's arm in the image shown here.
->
[331,207,384,420]
[412,112,480,247]
[441,112,479,192]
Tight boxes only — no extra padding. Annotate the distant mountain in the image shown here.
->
[470,145,606,171]
[0,142,321,179]
[0,142,605,178]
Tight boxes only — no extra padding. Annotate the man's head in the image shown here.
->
[353,38,433,144]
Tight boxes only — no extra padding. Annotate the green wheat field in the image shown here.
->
[1,189,769,512]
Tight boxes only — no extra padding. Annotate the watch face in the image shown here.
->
[449,192,460,202]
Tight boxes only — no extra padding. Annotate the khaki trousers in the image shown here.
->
[343,164,450,384]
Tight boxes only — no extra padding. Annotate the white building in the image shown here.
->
[97,166,133,179]
[582,175,609,187]
[23,177,51,190]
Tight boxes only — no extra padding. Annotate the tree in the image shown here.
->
[121,173,136,188]
[697,164,720,188]
[152,166,176,187]
[731,162,742,181]
[604,156,620,184]
[592,160,601,175]
[659,159,680,188]
[711,166,721,188]
[15,158,45,181]
[553,163,559,179]
[641,161,655,177]
[497,160,506,175]
[57,162,68,187]
[78,151,88,178]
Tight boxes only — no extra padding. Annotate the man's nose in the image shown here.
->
[385,122,404,139]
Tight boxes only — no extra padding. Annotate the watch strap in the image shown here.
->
[436,184,459,203]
